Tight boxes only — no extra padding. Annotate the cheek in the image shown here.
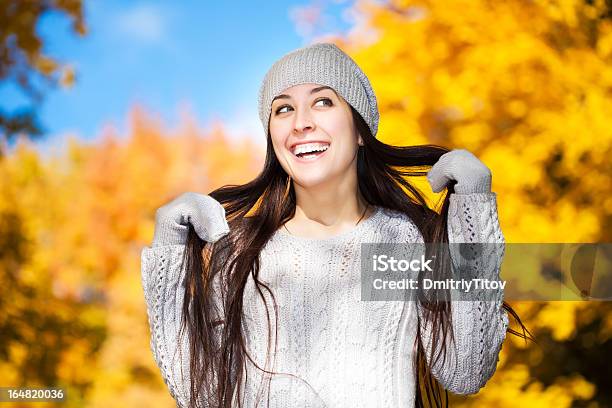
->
[269,128,284,150]
[320,113,355,143]
[269,132,293,173]
[270,125,288,148]
[271,140,287,165]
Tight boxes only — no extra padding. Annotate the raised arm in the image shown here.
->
[417,192,508,395]
[141,192,230,407]
[419,149,509,394]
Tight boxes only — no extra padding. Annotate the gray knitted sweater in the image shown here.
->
[140,192,508,407]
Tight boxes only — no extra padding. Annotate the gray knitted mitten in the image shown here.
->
[427,148,492,194]
[152,192,230,247]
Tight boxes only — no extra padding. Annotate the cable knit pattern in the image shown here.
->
[417,192,509,395]
[141,244,193,408]
[141,192,508,407]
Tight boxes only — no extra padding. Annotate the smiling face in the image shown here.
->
[269,83,363,189]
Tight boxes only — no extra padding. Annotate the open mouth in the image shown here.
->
[291,142,330,162]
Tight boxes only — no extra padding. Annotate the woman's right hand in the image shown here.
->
[151,192,230,247]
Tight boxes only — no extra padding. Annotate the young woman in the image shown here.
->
[141,42,529,407]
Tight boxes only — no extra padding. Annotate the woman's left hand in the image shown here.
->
[426,149,492,194]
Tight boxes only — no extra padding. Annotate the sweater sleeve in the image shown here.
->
[142,244,227,407]
[417,192,509,395]
[141,244,193,407]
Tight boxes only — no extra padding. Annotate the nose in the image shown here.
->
[293,107,315,134]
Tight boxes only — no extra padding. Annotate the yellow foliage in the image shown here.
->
[350,0,611,241]
[0,106,263,407]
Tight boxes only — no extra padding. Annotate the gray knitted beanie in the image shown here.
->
[257,42,380,139]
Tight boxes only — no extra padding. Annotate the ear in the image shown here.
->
[357,134,364,146]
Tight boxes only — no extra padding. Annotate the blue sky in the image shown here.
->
[1,0,362,155]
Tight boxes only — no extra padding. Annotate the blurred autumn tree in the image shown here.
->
[0,106,264,406]
[0,0,85,156]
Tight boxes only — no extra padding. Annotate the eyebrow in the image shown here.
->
[271,86,338,104]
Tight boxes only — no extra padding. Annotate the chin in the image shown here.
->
[292,174,332,189]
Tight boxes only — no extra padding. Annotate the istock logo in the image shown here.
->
[372,254,434,272]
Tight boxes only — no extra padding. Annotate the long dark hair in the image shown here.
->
[178,106,533,407]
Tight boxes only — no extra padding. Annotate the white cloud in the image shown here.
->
[289,4,326,40]
[115,4,166,42]
[220,105,267,148]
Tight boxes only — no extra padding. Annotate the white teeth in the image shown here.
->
[292,143,329,156]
